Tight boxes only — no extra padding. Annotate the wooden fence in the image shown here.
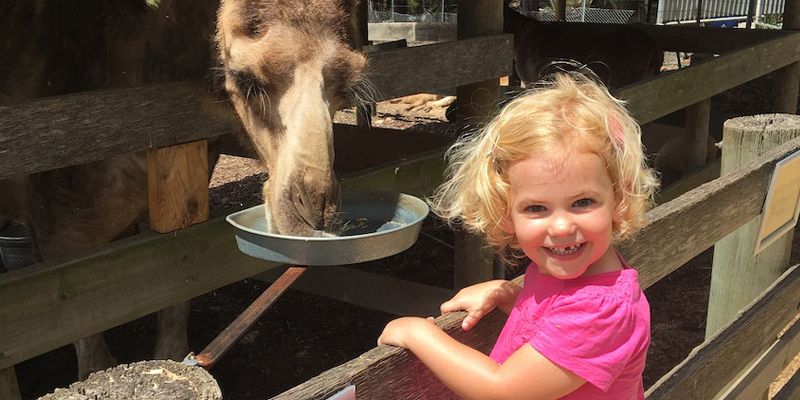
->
[3,4,800,398]
[274,125,800,399]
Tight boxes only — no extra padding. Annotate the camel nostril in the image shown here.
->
[292,181,322,230]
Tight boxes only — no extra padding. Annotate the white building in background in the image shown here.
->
[656,0,785,26]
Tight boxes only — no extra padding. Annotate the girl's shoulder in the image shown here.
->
[552,269,648,318]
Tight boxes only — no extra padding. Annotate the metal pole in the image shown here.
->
[746,0,757,28]
[696,0,703,24]
[583,0,588,21]
[391,0,395,22]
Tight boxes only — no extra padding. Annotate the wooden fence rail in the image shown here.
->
[0,35,513,180]
[4,29,800,180]
[0,150,447,372]
[3,20,800,398]
[273,135,800,399]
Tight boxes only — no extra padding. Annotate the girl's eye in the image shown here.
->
[525,205,547,213]
[573,198,595,208]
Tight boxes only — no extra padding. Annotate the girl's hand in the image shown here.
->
[378,316,437,348]
[440,280,522,331]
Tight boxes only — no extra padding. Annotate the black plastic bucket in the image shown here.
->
[0,224,36,271]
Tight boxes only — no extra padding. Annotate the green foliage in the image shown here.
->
[146,0,160,9]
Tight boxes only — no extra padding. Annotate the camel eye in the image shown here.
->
[227,69,265,97]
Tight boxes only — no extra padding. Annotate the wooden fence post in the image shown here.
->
[147,140,209,233]
[773,0,800,114]
[706,114,800,339]
[0,366,21,400]
[147,139,210,356]
[453,0,503,288]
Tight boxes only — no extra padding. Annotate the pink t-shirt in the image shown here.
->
[490,256,650,399]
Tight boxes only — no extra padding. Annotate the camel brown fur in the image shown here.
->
[216,0,367,237]
[1,0,366,380]
[503,5,664,89]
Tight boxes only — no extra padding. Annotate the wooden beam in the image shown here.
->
[621,135,800,289]
[618,32,800,125]
[630,22,787,53]
[366,34,512,102]
[0,367,21,400]
[254,266,455,317]
[706,114,800,338]
[0,213,281,371]
[645,264,800,400]
[0,82,237,180]
[773,366,800,400]
[719,316,800,399]
[273,130,800,400]
[684,97,711,172]
[147,140,210,233]
[273,307,506,399]
[0,151,445,371]
[452,0,504,289]
[654,159,720,205]
[0,35,510,180]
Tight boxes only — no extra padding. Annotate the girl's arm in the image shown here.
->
[440,279,523,331]
[378,317,586,400]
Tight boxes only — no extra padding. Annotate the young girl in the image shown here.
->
[378,72,659,399]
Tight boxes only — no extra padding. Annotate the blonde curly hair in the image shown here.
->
[430,72,659,264]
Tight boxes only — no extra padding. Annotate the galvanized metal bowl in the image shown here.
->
[226,191,430,266]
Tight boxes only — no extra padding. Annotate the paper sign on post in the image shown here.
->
[755,149,800,255]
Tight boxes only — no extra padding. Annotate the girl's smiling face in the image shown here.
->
[504,150,623,278]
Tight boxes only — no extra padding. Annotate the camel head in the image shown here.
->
[216,0,366,237]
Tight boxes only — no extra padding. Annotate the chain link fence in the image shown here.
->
[368,0,458,23]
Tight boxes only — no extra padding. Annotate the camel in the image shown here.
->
[1,0,366,380]
[503,4,664,88]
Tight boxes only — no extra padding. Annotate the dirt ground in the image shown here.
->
[15,73,800,399]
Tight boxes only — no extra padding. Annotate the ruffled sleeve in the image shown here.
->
[528,287,649,392]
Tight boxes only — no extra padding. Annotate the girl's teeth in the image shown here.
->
[550,244,580,256]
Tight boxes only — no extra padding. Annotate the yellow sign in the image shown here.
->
[755,150,800,255]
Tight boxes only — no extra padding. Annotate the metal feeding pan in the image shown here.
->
[226,191,429,266]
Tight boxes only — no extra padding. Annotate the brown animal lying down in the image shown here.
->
[503,5,664,89]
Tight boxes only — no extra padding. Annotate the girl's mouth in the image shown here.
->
[546,243,583,256]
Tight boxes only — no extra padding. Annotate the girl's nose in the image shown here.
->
[548,213,576,237]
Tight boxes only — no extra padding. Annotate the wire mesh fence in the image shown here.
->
[368,0,458,23]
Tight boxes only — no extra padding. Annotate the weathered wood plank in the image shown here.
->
[0,213,281,371]
[0,35,509,180]
[273,308,506,400]
[147,140,210,233]
[0,82,236,181]
[368,34,512,102]
[621,135,800,289]
[255,266,455,317]
[340,149,446,197]
[276,136,800,399]
[0,367,21,400]
[719,316,800,399]
[618,32,800,125]
[0,150,445,371]
[630,22,787,53]
[654,159,720,206]
[773,365,800,400]
[645,264,800,400]
[507,22,785,54]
